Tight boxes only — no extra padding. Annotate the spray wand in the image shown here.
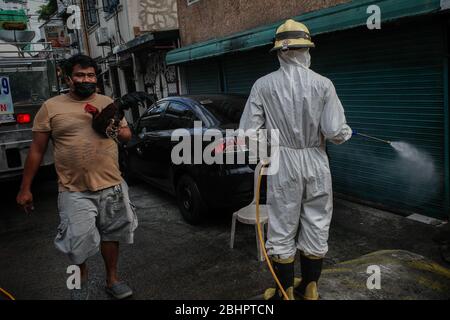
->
[352,130,391,145]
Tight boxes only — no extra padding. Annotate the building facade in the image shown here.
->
[78,0,180,122]
[176,0,349,46]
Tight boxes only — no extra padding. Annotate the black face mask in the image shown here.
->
[73,82,97,98]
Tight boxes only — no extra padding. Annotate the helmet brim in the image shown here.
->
[270,43,315,52]
[270,38,315,52]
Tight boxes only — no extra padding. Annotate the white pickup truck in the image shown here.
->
[0,40,58,181]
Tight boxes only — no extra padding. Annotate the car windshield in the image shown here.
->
[191,95,247,125]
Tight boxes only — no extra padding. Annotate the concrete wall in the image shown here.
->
[138,0,178,34]
[86,3,133,61]
[0,0,43,42]
[26,0,45,43]
[79,0,179,107]
[85,0,178,68]
[176,0,350,46]
[0,0,25,10]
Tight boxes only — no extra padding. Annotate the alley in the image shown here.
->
[1,178,448,300]
[1,0,450,303]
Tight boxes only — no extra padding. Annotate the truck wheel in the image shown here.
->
[176,175,207,225]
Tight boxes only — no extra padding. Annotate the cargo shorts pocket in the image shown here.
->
[99,192,131,233]
[54,220,70,254]
[103,190,127,220]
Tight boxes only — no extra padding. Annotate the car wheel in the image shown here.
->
[176,175,207,225]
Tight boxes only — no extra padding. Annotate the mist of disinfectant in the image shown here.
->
[390,141,439,205]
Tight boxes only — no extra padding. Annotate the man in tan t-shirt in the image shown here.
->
[16,54,136,300]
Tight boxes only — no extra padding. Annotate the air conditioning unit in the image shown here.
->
[95,27,109,46]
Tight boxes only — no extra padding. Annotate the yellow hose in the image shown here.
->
[255,162,290,300]
[0,287,15,300]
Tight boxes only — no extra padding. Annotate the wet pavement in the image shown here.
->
[0,177,449,300]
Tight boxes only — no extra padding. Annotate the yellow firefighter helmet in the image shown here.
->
[271,19,315,52]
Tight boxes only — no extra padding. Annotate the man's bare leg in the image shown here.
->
[101,241,119,287]
[78,262,88,283]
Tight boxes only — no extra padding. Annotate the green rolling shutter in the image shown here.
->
[312,19,445,218]
[185,60,221,94]
[223,51,278,93]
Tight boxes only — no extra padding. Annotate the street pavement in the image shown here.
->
[0,176,449,300]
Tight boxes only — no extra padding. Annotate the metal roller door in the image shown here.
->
[185,59,221,94]
[312,19,446,218]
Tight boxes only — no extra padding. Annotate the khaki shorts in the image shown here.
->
[54,181,138,264]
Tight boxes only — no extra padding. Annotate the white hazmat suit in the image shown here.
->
[239,48,352,260]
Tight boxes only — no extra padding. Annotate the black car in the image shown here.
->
[121,94,266,224]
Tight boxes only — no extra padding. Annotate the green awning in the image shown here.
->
[166,0,444,65]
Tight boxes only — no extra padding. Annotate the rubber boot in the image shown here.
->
[263,257,295,300]
[294,254,323,300]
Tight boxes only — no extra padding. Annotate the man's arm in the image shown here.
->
[16,131,51,213]
[320,80,352,145]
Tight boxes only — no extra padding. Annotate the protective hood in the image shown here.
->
[278,48,311,69]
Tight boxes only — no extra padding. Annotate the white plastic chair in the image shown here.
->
[230,162,269,261]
